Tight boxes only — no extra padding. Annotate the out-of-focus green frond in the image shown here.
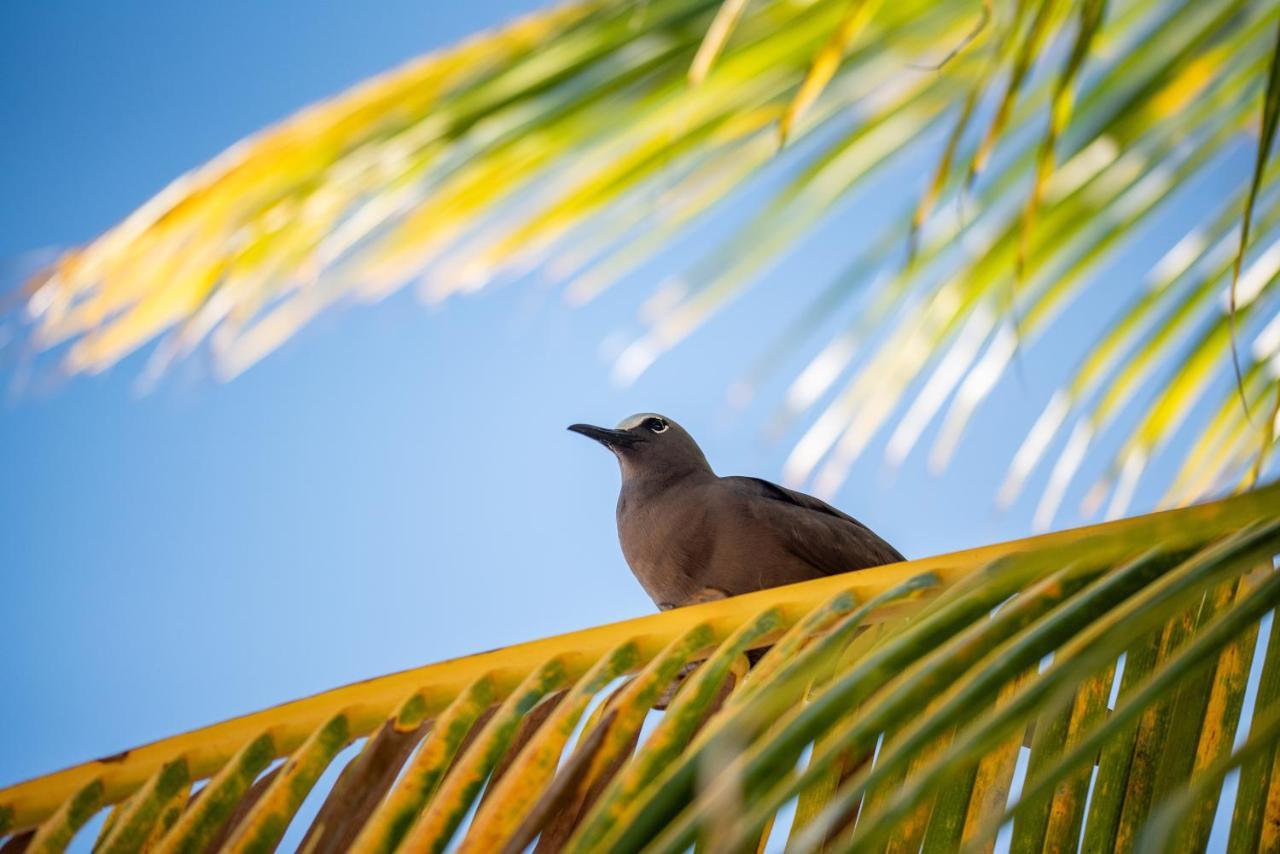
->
[1,486,1277,851]
[1230,14,1280,425]
[9,0,1280,521]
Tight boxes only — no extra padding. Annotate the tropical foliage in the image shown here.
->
[7,0,1280,527]
[0,485,1277,852]
[7,6,1280,849]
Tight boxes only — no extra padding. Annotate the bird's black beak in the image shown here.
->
[568,423,642,450]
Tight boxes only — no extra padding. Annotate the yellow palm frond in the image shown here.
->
[1,484,1278,851]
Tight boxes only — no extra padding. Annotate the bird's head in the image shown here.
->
[568,413,712,480]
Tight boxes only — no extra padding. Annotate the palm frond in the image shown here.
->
[8,0,1280,521]
[0,486,1277,851]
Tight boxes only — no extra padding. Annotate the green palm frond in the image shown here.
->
[9,0,1280,520]
[1,486,1277,851]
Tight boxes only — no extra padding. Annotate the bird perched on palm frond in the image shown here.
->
[569,413,905,611]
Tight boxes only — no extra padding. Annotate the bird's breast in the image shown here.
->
[616,490,709,607]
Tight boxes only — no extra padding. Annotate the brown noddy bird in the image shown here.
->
[569,413,905,610]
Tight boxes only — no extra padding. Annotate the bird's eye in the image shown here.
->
[645,417,669,433]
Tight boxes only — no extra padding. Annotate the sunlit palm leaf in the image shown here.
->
[7,0,1280,523]
[1,486,1277,851]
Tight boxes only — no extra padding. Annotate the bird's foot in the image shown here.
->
[651,589,732,709]
[652,661,699,710]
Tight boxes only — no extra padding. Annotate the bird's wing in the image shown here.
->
[721,476,906,574]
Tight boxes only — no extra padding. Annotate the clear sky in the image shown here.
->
[0,0,1250,847]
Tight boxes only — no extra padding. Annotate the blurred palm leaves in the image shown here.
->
[10,0,1280,523]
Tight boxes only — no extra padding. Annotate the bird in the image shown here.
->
[568,413,905,611]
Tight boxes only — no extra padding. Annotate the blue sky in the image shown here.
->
[0,0,1250,840]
